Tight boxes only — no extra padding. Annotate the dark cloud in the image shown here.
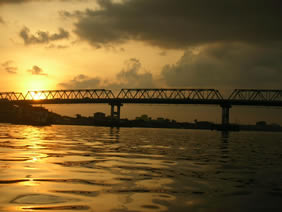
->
[0,0,87,5]
[69,0,282,49]
[59,58,154,89]
[1,60,17,74]
[0,0,27,4]
[59,74,101,89]
[111,58,154,89]
[27,65,48,76]
[59,10,85,19]
[19,27,69,45]
[59,43,282,90]
[47,44,69,49]
[159,51,166,56]
[161,43,282,89]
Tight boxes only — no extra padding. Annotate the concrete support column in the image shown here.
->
[221,104,231,126]
[110,103,122,121]
[111,104,115,118]
[116,105,121,120]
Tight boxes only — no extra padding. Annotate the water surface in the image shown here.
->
[0,124,282,211]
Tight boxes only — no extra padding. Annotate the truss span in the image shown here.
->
[24,89,115,100]
[117,89,223,100]
[229,89,282,101]
[0,92,25,101]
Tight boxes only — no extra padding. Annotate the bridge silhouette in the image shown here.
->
[0,88,281,126]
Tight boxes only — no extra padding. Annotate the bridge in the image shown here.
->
[0,89,281,126]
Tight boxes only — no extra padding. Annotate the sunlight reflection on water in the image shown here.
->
[0,124,282,211]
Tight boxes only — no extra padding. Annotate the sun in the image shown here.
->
[21,77,55,98]
[27,79,48,91]
[30,91,46,100]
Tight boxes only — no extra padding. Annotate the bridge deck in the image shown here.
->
[5,99,281,107]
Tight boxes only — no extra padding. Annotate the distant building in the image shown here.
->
[94,112,106,120]
[156,117,165,122]
[195,121,215,128]
[156,117,170,123]
[269,123,281,128]
[136,114,151,121]
[256,121,267,126]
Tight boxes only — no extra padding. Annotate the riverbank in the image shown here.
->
[0,103,281,132]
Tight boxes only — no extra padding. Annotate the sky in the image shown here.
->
[0,0,281,124]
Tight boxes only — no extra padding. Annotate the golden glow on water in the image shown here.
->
[0,125,176,211]
[21,178,39,187]
[0,125,282,211]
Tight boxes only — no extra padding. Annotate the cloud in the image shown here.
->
[159,51,167,56]
[109,58,154,89]
[0,0,86,5]
[19,27,69,45]
[59,58,154,89]
[59,74,101,89]
[1,60,17,74]
[0,0,27,4]
[59,10,85,19]
[46,44,69,49]
[0,16,4,24]
[161,43,282,89]
[68,0,282,49]
[27,65,48,76]
[59,42,282,90]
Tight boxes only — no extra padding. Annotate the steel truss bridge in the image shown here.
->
[0,89,281,125]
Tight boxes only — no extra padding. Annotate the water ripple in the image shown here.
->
[0,124,281,211]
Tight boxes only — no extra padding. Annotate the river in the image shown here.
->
[0,124,281,211]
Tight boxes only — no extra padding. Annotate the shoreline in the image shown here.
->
[0,103,281,132]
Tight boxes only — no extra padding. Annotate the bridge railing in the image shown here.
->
[117,89,223,100]
[228,89,282,101]
[24,89,115,100]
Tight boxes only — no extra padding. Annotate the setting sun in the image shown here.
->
[27,91,46,100]
[21,77,54,94]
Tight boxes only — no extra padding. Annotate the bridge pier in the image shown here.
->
[221,104,231,126]
[110,103,123,122]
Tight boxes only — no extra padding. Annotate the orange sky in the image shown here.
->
[0,1,182,92]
